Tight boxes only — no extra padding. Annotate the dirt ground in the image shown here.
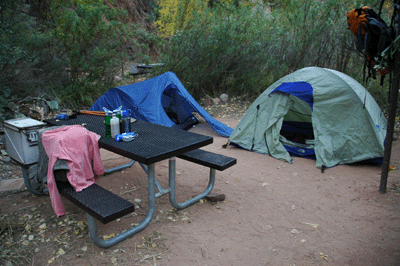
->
[1,110,400,266]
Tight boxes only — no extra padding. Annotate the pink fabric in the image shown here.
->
[42,125,105,217]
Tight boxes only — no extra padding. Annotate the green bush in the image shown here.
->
[1,0,156,110]
[0,0,48,100]
[0,88,12,123]
[158,1,273,100]
[48,1,131,107]
[157,0,393,107]
[1,0,393,112]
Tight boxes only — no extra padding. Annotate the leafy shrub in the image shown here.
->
[0,0,50,99]
[1,0,156,110]
[266,0,366,79]
[0,88,12,123]
[157,0,394,108]
[47,1,131,107]
[158,1,273,99]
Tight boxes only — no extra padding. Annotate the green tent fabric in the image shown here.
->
[229,67,387,168]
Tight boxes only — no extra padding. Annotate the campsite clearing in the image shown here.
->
[1,103,400,265]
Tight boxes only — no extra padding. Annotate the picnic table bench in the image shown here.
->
[44,114,236,248]
[53,148,235,223]
[55,173,135,224]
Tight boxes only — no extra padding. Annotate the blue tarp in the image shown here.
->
[90,72,233,137]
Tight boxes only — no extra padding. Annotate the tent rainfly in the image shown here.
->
[90,72,233,137]
[228,67,387,168]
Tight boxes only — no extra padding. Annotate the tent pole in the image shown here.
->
[380,2,400,194]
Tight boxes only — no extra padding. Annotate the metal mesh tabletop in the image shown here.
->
[45,114,213,165]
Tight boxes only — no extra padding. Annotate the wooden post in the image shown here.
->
[380,1,400,193]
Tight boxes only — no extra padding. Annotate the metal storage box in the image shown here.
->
[3,118,47,165]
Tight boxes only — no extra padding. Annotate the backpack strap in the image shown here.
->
[364,32,377,83]
[356,20,367,52]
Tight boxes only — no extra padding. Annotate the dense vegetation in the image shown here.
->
[0,0,396,122]
[0,0,155,120]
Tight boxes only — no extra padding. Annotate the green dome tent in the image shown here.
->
[229,67,387,168]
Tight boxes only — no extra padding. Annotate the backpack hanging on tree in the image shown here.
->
[347,6,393,84]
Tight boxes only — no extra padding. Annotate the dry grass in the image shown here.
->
[0,213,33,266]
[0,189,172,266]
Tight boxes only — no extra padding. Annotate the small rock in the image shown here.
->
[291,229,300,234]
[212,98,221,104]
[220,94,229,102]
[206,193,225,202]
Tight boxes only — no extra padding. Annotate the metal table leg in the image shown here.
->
[87,163,156,248]
[139,163,171,198]
[168,157,216,210]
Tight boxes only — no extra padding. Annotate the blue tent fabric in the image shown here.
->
[89,72,233,137]
[283,145,316,159]
[270,82,314,110]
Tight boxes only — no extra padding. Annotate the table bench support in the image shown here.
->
[139,163,171,198]
[104,160,135,175]
[168,157,216,210]
[106,160,171,198]
[87,164,156,248]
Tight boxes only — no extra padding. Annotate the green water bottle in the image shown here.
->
[104,108,112,138]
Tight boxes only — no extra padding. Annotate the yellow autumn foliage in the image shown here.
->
[154,0,238,36]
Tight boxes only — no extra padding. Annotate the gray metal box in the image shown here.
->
[3,118,47,165]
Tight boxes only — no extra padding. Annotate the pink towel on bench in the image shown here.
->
[42,125,105,217]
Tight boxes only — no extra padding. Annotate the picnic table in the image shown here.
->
[45,114,236,248]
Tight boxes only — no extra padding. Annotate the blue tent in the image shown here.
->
[90,72,233,137]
